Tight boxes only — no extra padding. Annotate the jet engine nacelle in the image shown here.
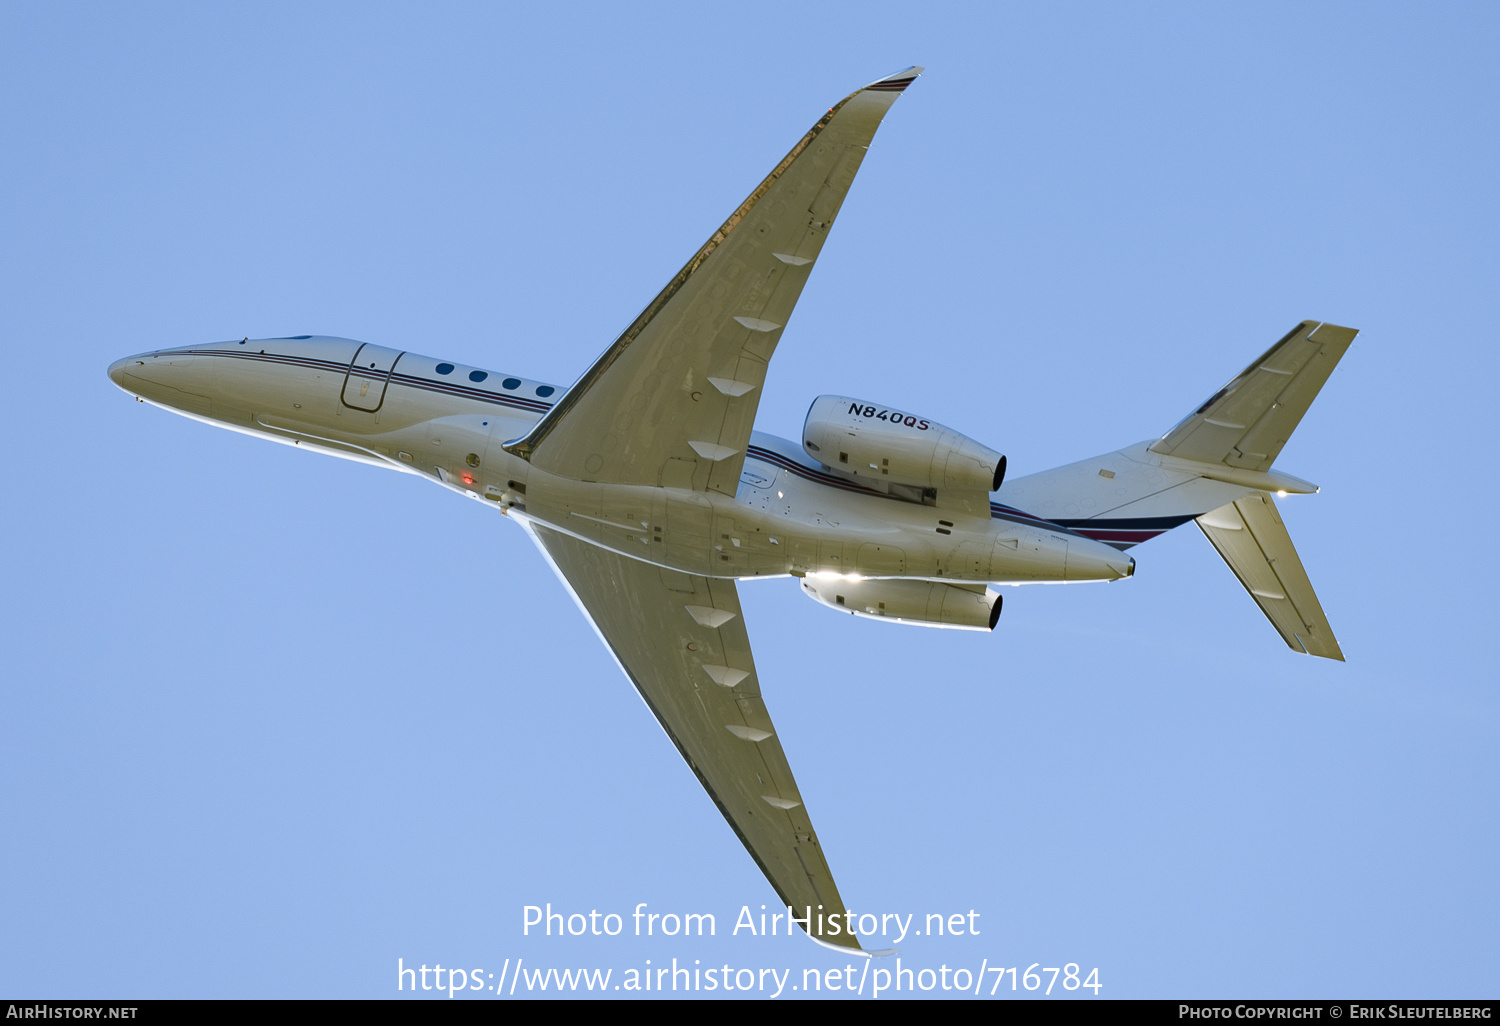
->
[802,395,1006,492]
[800,576,1003,631]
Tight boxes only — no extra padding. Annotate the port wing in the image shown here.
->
[504,68,922,497]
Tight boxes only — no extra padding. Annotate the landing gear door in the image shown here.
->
[342,343,405,412]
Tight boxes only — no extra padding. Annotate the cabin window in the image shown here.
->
[502,378,521,390]
[469,371,487,382]
[436,363,454,375]
[536,385,555,397]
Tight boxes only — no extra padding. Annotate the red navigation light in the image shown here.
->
[460,473,474,485]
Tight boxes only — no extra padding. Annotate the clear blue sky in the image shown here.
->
[2,1,1496,1000]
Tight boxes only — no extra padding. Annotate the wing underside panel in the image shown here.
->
[508,69,922,499]
[520,518,860,947]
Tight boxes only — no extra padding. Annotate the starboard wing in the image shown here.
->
[519,517,861,949]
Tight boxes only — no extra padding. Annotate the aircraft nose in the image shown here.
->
[107,348,220,416]
[106,352,171,397]
[107,357,133,388]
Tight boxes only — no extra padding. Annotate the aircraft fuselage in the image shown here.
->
[108,336,1133,586]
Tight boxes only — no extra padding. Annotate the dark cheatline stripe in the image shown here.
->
[188,349,335,374]
[868,78,916,92]
[748,446,1084,537]
[186,348,557,416]
[1051,514,1198,531]
[746,445,887,499]
[1048,513,1197,548]
[745,448,1194,547]
[989,502,1068,531]
[389,371,553,412]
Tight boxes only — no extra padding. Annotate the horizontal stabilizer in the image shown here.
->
[1196,494,1344,660]
[1153,321,1357,472]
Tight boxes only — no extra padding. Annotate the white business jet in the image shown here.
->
[108,67,1352,952]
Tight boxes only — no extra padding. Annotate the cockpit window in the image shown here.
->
[436,363,454,375]
[536,385,555,397]
[502,377,521,390]
[469,371,487,382]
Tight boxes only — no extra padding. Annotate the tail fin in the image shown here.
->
[995,320,1355,658]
